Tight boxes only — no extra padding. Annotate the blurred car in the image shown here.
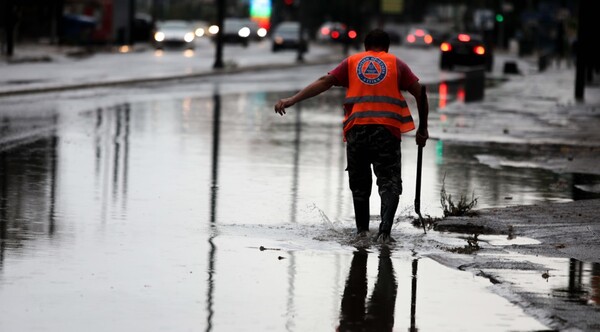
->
[316,21,343,42]
[245,19,268,40]
[405,27,434,47]
[206,18,266,44]
[221,18,253,46]
[133,13,155,42]
[316,21,357,44]
[191,20,210,38]
[271,21,308,52]
[439,33,494,72]
[153,20,195,49]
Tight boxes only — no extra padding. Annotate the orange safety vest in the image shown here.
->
[343,51,415,137]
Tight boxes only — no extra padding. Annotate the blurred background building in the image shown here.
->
[0,1,577,44]
[0,0,592,70]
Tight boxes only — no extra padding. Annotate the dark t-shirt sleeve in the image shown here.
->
[396,58,419,90]
[328,59,349,87]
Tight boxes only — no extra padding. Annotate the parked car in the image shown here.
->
[271,21,308,52]
[153,20,195,49]
[61,13,97,44]
[133,13,155,42]
[439,33,494,72]
[404,27,434,47]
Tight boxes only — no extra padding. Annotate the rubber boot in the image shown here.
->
[378,195,399,235]
[353,198,370,234]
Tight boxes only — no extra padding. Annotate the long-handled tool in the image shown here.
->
[415,86,427,234]
[415,144,426,234]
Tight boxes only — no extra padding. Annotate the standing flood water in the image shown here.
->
[0,68,595,331]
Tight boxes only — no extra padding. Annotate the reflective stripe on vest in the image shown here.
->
[343,51,415,136]
[344,95,409,107]
[344,110,414,126]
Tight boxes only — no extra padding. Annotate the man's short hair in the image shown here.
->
[364,29,390,51]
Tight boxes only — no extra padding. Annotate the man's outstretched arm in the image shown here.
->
[274,74,337,115]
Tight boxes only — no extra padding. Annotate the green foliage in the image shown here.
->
[440,174,478,217]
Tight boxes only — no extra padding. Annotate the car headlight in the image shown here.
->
[208,25,219,35]
[195,28,205,37]
[257,27,267,38]
[238,27,250,38]
[154,32,165,42]
[184,32,195,43]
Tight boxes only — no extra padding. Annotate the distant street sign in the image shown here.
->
[381,0,403,14]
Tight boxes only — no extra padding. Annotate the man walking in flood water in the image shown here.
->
[274,29,429,243]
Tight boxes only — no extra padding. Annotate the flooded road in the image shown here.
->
[0,66,597,331]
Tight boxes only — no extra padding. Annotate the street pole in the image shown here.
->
[296,0,304,63]
[213,0,225,69]
[574,0,589,101]
[128,0,135,45]
[3,0,14,56]
[52,0,64,45]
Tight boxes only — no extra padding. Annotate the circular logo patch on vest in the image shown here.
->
[356,56,387,85]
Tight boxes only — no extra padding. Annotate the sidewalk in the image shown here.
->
[0,40,347,96]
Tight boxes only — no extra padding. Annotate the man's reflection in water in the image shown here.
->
[338,246,398,332]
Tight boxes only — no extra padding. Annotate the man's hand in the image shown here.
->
[273,75,336,116]
[274,98,294,116]
[416,128,429,147]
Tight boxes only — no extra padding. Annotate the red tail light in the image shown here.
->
[440,42,452,52]
[424,35,433,44]
[331,31,340,39]
[407,35,416,43]
[458,34,471,42]
[348,30,357,39]
[321,27,330,35]
[474,45,486,55]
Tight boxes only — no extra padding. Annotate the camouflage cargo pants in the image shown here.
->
[346,125,402,234]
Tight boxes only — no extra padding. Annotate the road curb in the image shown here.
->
[0,56,344,98]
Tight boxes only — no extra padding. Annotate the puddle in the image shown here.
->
[432,231,541,248]
[470,253,600,310]
[476,234,541,246]
[334,249,550,332]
